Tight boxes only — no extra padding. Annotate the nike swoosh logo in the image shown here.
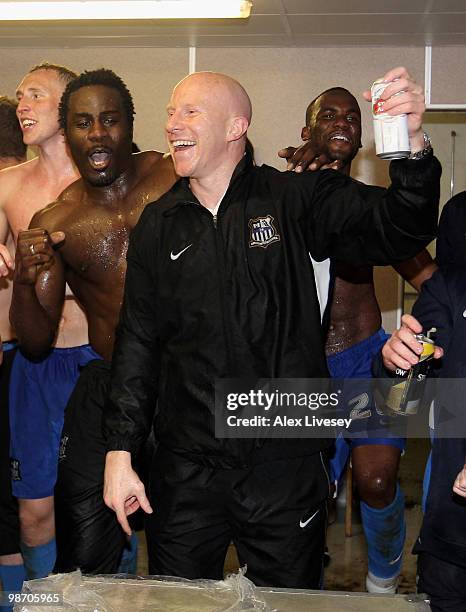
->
[299,509,319,529]
[170,244,192,261]
[389,551,403,565]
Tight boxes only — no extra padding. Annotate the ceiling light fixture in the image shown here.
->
[0,0,252,20]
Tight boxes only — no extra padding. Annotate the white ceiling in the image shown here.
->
[1,0,466,48]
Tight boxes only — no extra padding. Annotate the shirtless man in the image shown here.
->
[0,63,90,580]
[10,68,177,574]
[295,87,437,593]
[0,95,27,602]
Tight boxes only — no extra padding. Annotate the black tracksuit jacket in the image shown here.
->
[104,152,441,468]
[437,190,466,267]
[410,268,466,568]
[373,267,466,568]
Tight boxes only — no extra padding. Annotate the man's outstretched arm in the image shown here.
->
[394,249,438,293]
[103,207,160,533]
[300,67,440,266]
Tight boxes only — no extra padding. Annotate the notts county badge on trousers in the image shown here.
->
[385,328,436,416]
[371,79,410,159]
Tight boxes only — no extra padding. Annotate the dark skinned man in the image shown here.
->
[297,87,437,593]
[10,68,177,574]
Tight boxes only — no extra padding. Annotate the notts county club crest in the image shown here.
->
[248,215,281,249]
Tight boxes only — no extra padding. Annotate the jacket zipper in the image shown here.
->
[192,204,233,374]
[211,210,234,371]
[211,207,247,464]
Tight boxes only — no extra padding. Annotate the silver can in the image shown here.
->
[371,79,410,159]
[384,332,436,416]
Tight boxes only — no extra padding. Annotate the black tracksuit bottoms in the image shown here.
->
[146,445,330,588]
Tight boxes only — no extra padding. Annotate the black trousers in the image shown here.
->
[146,446,330,588]
[418,552,466,612]
[54,359,155,574]
[54,361,126,574]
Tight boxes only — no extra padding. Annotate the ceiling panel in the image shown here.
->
[291,33,466,47]
[282,0,466,13]
[427,33,466,45]
[0,0,465,48]
[288,13,466,35]
[0,15,286,36]
[190,34,293,47]
[251,0,283,13]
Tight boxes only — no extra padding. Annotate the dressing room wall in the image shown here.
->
[1,44,464,329]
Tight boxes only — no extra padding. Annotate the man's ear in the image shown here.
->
[227,116,249,142]
[301,126,310,141]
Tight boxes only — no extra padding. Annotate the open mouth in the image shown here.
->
[88,147,112,171]
[171,139,196,152]
[21,118,37,130]
[329,133,351,144]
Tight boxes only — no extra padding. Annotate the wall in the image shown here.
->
[0,47,188,152]
[1,45,464,331]
[0,45,429,175]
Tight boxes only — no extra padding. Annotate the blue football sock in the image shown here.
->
[0,563,26,612]
[360,483,406,580]
[20,539,56,580]
[117,531,138,575]
[0,562,26,612]
[0,562,26,591]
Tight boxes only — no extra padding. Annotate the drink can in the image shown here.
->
[385,330,436,416]
[371,79,410,159]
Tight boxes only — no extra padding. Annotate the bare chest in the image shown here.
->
[5,179,74,239]
[62,210,136,283]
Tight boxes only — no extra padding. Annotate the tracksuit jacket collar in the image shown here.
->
[167,150,254,212]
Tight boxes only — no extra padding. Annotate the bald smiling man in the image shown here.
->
[103,69,440,588]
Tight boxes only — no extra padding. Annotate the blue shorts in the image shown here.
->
[9,345,101,499]
[0,341,21,555]
[327,329,405,482]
